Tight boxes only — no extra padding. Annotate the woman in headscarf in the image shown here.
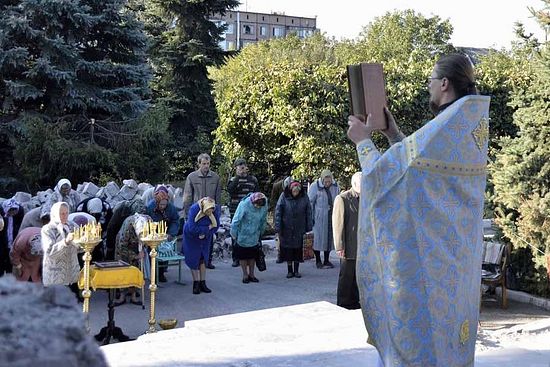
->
[0,198,25,277]
[10,227,43,283]
[276,181,313,278]
[114,213,150,306]
[44,178,81,215]
[105,198,145,260]
[146,185,180,282]
[307,169,340,269]
[183,197,220,294]
[231,192,268,283]
[41,202,81,300]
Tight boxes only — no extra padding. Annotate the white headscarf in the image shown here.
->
[50,201,70,238]
[87,198,103,214]
[2,198,20,250]
[2,198,20,216]
[55,178,72,196]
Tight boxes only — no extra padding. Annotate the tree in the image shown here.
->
[212,34,357,184]
[212,11,456,185]
[0,0,155,187]
[490,0,550,296]
[144,0,238,179]
[336,10,455,138]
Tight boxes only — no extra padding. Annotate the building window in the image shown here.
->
[272,27,284,37]
[276,17,279,22]
[260,26,267,36]
[262,16,265,21]
[291,19,294,24]
[227,41,236,51]
[243,24,253,35]
[226,23,234,34]
[246,14,249,19]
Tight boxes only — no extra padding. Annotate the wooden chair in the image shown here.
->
[156,239,185,285]
[481,241,508,308]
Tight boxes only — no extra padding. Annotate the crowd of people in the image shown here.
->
[0,51,486,366]
[0,151,360,308]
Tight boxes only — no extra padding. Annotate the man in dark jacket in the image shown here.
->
[227,158,259,267]
[332,172,361,309]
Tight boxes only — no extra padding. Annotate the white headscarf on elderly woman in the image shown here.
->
[41,201,80,287]
[49,202,75,238]
[43,178,81,215]
[2,198,21,250]
[195,197,217,228]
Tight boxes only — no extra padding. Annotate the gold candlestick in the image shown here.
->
[141,224,167,334]
[73,228,101,334]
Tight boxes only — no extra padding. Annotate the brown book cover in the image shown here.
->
[347,63,388,130]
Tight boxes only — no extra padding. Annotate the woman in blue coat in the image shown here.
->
[183,197,220,294]
[230,192,268,283]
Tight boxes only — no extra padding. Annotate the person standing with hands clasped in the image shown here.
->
[227,158,259,267]
[275,180,312,278]
[183,153,222,269]
[308,170,339,269]
[332,172,361,310]
[347,53,489,366]
[41,202,81,301]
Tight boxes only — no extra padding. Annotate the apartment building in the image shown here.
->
[211,10,318,51]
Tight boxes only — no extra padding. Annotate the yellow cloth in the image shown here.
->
[78,265,144,290]
[194,197,217,228]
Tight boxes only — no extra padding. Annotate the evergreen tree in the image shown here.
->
[145,0,238,178]
[0,0,152,186]
[490,0,550,296]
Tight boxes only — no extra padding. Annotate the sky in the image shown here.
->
[237,0,547,49]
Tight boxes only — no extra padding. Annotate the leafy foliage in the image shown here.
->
[489,0,550,296]
[213,11,456,186]
[212,34,357,184]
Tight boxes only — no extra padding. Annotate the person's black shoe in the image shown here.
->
[193,281,200,294]
[286,272,295,278]
[248,276,259,283]
[316,261,323,269]
[159,272,167,282]
[276,258,284,264]
[199,280,212,293]
[232,260,239,267]
[206,262,216,269]
[323,261,334,269]
[294,272,301,278]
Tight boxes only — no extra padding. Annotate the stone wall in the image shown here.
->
[0,277,108,367]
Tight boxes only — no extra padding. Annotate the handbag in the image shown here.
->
[256,244,267,272]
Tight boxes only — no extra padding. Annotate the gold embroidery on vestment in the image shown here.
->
[472,117,489,151]
[460,320,470,344]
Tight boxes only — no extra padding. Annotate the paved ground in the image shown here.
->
[87,252,550,366]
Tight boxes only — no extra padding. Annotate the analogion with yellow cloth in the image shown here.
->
[78,266,144,290]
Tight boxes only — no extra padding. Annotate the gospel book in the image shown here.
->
[347,63,388,130]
